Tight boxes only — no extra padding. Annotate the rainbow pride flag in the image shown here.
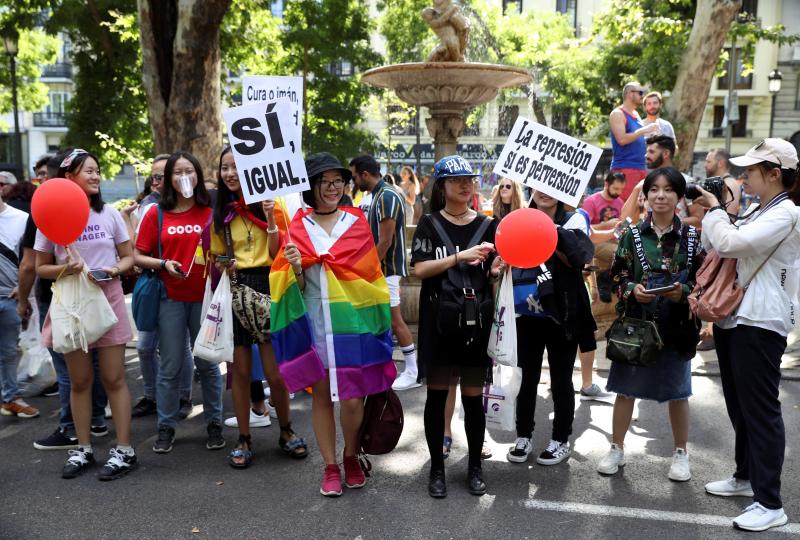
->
[269,208,396,401]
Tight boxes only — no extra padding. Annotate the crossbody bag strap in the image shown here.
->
[223,223,239,283]
[0,241,19,267]
[629,225,650,274]
[742,216,797,289]
[157,206,163,259]
[685,225,697,273]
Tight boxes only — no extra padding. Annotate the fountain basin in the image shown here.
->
[361,62,532,110]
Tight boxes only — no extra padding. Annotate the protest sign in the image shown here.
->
[493,117,603,208]
[242,75,303,139]
[223,98,309,205]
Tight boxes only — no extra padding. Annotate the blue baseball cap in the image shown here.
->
[433,155,478,181]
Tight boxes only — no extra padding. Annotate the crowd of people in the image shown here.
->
[1,83,799,531]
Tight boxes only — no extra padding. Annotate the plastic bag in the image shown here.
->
[483,363,522,432]
[17,300,56,397]
[193,272,234,363]
[487,268,517,367]
[51,270,118,354]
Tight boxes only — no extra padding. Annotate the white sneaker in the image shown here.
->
[223,409,271,428]
[597,443,625,475]
[733,503,788,532]
[506,437,533,463]
[705,476,754,497]
[579,383,613,401]
[668,448,691,481]
[392,371,421,391]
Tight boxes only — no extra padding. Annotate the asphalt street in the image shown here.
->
[1,348,799,540]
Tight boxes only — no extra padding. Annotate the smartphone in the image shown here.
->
[643,284,680,295]
[89,269,112,282]
[216,255,232,265]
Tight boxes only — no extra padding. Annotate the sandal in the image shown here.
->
[228,434,254,469]
[442,436,452,459]
[279,423,308,459]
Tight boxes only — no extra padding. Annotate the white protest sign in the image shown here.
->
[223,98,309,205]
[242,75,303,140]
[493,117,603,208]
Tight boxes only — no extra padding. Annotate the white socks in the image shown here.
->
[401,344,418,378]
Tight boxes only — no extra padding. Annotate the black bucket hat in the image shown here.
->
[305,152,352,182]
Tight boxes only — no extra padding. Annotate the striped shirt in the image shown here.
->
[368,180,407,277]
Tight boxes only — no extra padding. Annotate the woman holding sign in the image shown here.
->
[35,148,136,480]
[211,146,308,468]
[270,152,396,497]
[597,167,703,482]
[134,151,225,455]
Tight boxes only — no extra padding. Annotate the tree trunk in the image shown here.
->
[666,0,741,170]
[138,0,231,180]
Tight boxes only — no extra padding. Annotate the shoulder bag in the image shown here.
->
[225,224,271,343]
[132,207,165,332]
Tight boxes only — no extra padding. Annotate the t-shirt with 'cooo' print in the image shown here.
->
[136,204,211,303]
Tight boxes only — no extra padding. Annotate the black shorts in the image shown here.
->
[232,267,271,348]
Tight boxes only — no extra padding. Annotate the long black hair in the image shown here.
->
[57,148,105,213]
[213,146,267,231]
[430,177,447,213]
[160,151,211,211]
[302,172,346,209]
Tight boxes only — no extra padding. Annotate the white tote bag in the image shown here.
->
[193,272,234,364]
[51,271,118,354]
[483,363,522,432]
[487,268,518,367]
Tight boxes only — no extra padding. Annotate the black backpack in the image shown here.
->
[428,215,494,347]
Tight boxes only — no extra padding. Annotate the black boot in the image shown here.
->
[428,468,447,498]
[467,466,487,496]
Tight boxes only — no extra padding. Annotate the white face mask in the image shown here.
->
[178,174,194,198]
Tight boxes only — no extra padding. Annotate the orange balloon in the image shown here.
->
[31,178,90,245]
[495,208,558,268]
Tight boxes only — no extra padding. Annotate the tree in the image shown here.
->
[49,1,152,178]
[281,0,382,162]
[378,0,434,64]
[138,0,231,179]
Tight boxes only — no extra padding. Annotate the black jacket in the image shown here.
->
[511,211,596,340]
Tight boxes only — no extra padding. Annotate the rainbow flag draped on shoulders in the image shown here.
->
[269,207,396,401]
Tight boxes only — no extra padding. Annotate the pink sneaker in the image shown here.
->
[320,464,342,497]
[343,455,366,488]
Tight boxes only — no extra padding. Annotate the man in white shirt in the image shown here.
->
[642,91,676,140]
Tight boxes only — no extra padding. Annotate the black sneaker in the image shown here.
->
[42,382,60,397]
[467,466,487,496]
[206,422,225,450]
[99,447,137,481]
[91,424,108,437]
[34,427,79,451]
[131,397,157,418]
[62,448,95,479]
[153,425,175,453]
[536,439,572,466]
[178,399,193,420]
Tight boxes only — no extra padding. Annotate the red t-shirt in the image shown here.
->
[136,204,211,303]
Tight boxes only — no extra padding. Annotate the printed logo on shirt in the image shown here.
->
[434,245,462,260]
[414,237,432,254]
[167,225,204,235]
[78,224,107,242]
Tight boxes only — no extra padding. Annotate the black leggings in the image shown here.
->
[515,317,577,442]
[424,388,485,472]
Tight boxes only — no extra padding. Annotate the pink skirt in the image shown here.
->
[42,278,133,350]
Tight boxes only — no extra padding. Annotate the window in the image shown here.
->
[327,60,354,77]
[498,105,519,136]
[551,107,572,135]
[740,0,757,17]
[718,48,752,90]
[47,91,70,114]
[795,78,800,111]
[0,135,12,164]
[502,0,522,14]
[556,0,577,28]
[712,104,748,137]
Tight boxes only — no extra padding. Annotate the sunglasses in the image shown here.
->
[499,184,513,190]
[150,174,164,183]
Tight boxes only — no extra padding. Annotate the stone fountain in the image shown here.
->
[361,0,532,162]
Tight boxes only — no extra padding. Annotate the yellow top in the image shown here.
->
[211,215,274,268]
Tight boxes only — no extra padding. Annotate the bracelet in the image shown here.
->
[454,252,459,265]
[293,267,303,277]
[267,225,279,234]
[160,259,167,270]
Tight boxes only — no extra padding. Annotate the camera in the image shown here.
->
[685,176,726,200]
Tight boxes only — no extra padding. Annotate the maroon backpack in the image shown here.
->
[357,390,404,475]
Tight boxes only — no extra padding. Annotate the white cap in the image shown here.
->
[0,171,18,185]
[730,138,799,169]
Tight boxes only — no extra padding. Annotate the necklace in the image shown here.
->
[652,222,671,249]
[442,208,470,219]
[240,216,255,252]
[314,207,339,216]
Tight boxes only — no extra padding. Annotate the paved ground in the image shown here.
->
[2,332,800,539]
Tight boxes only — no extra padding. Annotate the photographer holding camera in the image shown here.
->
[695,138,799,532]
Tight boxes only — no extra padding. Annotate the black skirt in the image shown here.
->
[232,267,271,347]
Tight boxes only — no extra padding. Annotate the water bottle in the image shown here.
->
[178,174,194,198]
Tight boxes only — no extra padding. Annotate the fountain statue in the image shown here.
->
[361,0,532,162]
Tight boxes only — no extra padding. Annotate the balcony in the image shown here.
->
[33,112,68,128]
[41,63,73,79]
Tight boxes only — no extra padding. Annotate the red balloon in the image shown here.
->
[495,208,558,268]
[31,178,90,246]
